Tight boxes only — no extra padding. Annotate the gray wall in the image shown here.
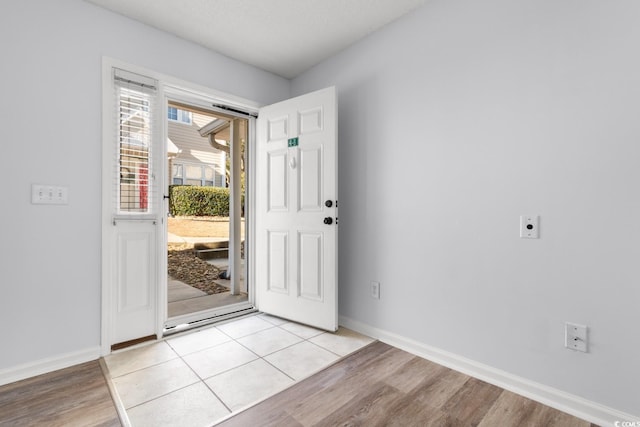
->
[0,0,289,369]
[293,0,640,415]
[1,0,638,417]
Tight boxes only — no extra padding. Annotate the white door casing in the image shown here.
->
[256,87,338,331]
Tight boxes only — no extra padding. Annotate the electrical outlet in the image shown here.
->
[565,322,588,352]
[371,281,380,299]
[520,215,539,239]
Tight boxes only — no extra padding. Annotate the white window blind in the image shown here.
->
[113,68,158,214]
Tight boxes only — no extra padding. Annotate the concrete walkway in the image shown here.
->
[168,279,206,303]
[168,232,228,245]
[167,232,247,318]
[168,277,247,318]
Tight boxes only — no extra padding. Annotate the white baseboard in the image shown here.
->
[0,346,101,387]
[339,316,637,427]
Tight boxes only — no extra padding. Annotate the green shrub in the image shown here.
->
[169,185,243,217]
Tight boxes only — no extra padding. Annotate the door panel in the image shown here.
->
[256,87,337,331]
[268,116,289,141]
[267,230,289,294]
[268,150,289,211]
[113,221,157,343]
[299,107,323,135]
[118,233,152,310]
[298,231,323,301]
[299,147,322,211]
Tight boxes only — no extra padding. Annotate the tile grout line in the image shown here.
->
[181,325,269,413]
[177,339,256,413]
[308,340,345,358]
[108,315,373,425]
[194,364,234,414]
[109,335,238,416]
[108,357,181,380]
[191,319,302,413]
[198,322,321,406]
[214,324,333,411]
[165,332,234,358]
[245,324,305,382]
[123,380,203,412]
[200,375,234,414]
[121,336,248,415]
[238,323,342,381]
[209,332,378,423]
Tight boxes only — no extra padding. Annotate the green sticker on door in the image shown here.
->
[288,137,299,147]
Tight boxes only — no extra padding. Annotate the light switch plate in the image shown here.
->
[32,184,69,205]
[520,215,539,238]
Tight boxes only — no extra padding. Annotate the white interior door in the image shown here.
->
[256,87,338,331]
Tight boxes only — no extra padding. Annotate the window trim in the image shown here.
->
[173,161,219,187]
[167,106,192,125]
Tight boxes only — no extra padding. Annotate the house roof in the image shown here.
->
[198,119,229,138]
[167,138,181,156]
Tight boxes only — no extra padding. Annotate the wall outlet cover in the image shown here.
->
[565,322,588,353]
[371,281,380,299]
[520,215,539,239]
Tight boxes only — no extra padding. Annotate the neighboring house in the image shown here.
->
[118,87,152,212]
[167,105,227,188]
[117,103,227,212]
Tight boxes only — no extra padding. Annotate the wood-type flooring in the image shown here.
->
[0,341,599,427]
[218,341,597,427]
[0,360,121,427]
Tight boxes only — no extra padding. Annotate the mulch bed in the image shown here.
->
[167,243,229,295]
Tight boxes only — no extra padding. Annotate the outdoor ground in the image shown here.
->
[167,244,227,294]
[167,216,245,238]
[167,216,244,295]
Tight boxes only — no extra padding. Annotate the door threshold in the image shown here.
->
[111,334,157,351]
[163,305,257,336]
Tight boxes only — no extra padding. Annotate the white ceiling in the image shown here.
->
[86,0,426,79]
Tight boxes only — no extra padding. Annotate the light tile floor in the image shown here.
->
[104,313,374,427]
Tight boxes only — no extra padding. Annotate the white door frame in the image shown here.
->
[161,90,258,329]
[100,57,261,355]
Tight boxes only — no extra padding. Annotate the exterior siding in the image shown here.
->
[168,111,227,187]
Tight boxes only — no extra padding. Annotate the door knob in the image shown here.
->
[325,200,333,208]
[324,217,333,225]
